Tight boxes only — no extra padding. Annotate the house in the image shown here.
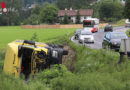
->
[58,8,93,23]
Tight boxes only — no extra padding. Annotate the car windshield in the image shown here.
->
[111,33,127,39]
[81,31,92,35]
[75,30,81,34]
[83,21,94,27]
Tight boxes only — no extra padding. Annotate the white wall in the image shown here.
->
[59,16,92,23]
[71,16,76,23]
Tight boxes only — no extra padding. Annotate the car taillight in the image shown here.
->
[91,28,98,32]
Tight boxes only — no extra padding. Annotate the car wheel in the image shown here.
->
[75,36,77,40]
[79,40,82,43]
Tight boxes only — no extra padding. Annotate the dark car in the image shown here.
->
[104,25,113,32]
[74,29,81,39]
[102,32,128,51]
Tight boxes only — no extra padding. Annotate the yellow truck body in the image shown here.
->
[3,40,68,78]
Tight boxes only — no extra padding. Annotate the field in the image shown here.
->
[0,26,75,49]
[1,26,130,90]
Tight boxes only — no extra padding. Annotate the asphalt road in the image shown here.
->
[71,26,130,49]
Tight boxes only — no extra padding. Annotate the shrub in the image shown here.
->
[34,64,73,84]
[30,32,39,42]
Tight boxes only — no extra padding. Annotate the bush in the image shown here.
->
[30,32,39,42]
[34,64,73,84]
[116,19,125,26]
[104,18,117,22]
[126,29,130,37]
[23,14,40,25]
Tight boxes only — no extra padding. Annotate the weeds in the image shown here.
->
[0,28,130,90]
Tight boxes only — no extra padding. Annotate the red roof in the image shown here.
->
[58,9,93,17]
[79,9,93,16]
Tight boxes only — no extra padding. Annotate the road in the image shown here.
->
[71,26,130,49]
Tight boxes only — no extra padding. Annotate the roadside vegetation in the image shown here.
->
[0,26,130,90]
[126,29,130,37]
[112,19,125,27]
[0,0,130,89]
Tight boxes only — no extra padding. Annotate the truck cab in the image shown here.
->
[3,40,68,78]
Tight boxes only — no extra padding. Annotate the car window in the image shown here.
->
[75,30,81,34]
[106,33,110,39]
[81,31,92,35]
[83,20,95,27]
[111,33,127,39]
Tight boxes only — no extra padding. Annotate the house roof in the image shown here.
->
[79,9,93,16]
[58,9,93,17]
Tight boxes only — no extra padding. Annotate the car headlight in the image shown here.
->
[79,36,84,40]
[91,37,94,41]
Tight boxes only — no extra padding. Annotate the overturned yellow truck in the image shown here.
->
[3,40,68,78]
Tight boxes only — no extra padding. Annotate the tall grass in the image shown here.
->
[0,26,130,89]
[126,29,130,37]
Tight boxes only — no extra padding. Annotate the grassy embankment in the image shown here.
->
[126,29,130,37]
[0,26,130,90]
[112,19,125,27]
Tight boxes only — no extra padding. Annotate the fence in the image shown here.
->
[22,23,108,29]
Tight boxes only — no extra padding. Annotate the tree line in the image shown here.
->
[0,0,130,25]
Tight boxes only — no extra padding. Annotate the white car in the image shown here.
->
[79,30,94,43]
[125,19,130,27]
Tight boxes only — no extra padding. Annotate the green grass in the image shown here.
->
[126,29,130,37]
[1,26,130,90]
[0,26,75,49]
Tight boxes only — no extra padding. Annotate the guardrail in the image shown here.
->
[22,23,108,29]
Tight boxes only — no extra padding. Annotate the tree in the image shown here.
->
[76,10,80,24]
[0,0,24,25]
[31,5,41,15]
[99,0,123,22]
[23,14,40,25]
[40,4,58,24]
[56,0,96,9]
[30,32,39,42]
[63,14,69,24]
[124,0,130,19]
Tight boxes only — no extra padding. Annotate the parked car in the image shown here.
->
[104,25,113,32]
[125,19,130,27]
[74,29,81,40]
[79,30,94,43]
[102,32,128,51]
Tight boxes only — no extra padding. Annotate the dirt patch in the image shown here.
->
[62,45,76,71]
